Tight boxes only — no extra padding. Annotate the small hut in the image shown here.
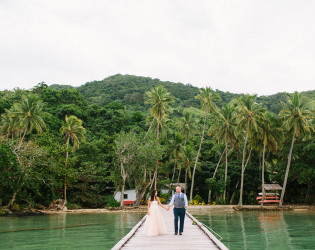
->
[257,184,282,205]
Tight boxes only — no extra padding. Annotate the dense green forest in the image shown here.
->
[0,74,314,210]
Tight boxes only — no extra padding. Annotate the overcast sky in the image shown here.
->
[1,1,314,95]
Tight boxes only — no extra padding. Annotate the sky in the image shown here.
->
[0,0,314,95]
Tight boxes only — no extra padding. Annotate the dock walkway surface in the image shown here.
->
[112,208,228,250]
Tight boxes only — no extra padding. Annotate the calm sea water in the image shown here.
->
[193,210,315,250]
[0,210,314,249]
[0,212,144,249]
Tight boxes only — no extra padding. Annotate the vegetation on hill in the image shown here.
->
[0,74,314,210]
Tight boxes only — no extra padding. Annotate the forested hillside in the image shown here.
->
[1,74,314,211]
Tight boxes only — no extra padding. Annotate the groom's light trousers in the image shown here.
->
[174,208,185,233]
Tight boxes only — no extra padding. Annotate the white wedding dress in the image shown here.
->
[143,200,168,236]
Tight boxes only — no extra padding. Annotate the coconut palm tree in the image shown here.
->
[190,87,220,203]
[12,94,46,147]
[145,86,173,141]
[60,115,86,202]
[235,94,264,207]
[210,104,237,202]
[169,132,184,187]
[179,111,198,146]
[0,110,20,139]
[145,86,173,188]
[279,92,313,206]
[258,112,281,207]
[179,145,198,194]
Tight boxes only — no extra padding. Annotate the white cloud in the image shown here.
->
[0,0,314,95]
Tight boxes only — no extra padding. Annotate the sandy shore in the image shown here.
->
[43,204,315,215]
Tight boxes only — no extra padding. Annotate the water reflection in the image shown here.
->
[0,212,144,249]
[192,210,315,250]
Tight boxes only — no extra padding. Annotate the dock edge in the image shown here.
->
[186,211,229,250]
[111,214,147,250]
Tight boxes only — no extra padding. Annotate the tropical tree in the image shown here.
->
[145,86,173,188]
[278,92,313,206]
[179,111,198,146]
[209,104,237,202]
[12,94,46,147]
[179,145,197,194]
[145,86,173,141]
[115,131,139,207]
[258,112,281,206]
[168,133,184,188]
[60,115,86,202]
[190,87,220,203]
[132,137,164,206]
[0,111,20,139]
[235,94,264,207]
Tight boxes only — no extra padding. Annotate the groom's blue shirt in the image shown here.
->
[169,192,188,207]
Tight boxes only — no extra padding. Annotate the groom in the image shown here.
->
[167,186,188,235]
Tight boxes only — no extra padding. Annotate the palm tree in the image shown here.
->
[168,132,184,188]
[175,112,197,188]
[0,110,20,139]
[12,94,46,147]
[145,86,173,141]
[279,92,313,206]
[145,86,173,188]
[60,115,86,202]
[179,145,198,194]
[179,111,198,146]
[258,112,280,206]
[190,87,220,203]
[210,104,237,202]
[235,94,264,207]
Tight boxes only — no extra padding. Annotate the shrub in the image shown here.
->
[11,203,20,211]
[159,193,170,200]
[105,195,119,207]
[159,197,166,204]
[194,195,203,203]
[67,203,81,209]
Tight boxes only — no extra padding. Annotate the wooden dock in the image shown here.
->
[112,208,228,250]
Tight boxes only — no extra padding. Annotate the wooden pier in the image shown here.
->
[112,208,228,250]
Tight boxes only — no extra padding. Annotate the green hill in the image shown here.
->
[50,74,314,114]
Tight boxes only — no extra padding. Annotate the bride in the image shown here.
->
[143,190,168,236]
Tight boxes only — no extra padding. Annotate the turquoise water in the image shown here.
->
[193,210,315,250]
[0,213,144,249]
[1,211,314,249]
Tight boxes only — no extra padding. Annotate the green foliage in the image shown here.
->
[105,195,119,207]
[0,75,314,209]
[159,193,170,200]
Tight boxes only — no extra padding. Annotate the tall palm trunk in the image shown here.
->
[63,136,70,203]
[190,109,208,203]
[279,128,296,207]
[19,126,28,149]
[239,129,249,207]
[154,118,160,190]
[184,167,188,194]
[230,148,252,204]
[261,143,266,207]
[208,148,226,204]
[177,167,181,185]
[223,143,228,202]
[144,117,155,139]
[168,162,177,194]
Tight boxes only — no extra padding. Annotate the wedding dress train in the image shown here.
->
[143,201,167,236]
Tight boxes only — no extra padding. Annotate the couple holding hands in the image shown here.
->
[143,186,188,236]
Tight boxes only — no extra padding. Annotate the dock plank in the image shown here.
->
[112,208,228,250]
